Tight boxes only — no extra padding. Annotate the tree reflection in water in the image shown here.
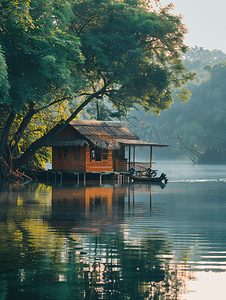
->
[0,183,194,300]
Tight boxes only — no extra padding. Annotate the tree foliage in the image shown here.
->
[72,0,194,114]
[0,0,83,172]
[0,0,194,176]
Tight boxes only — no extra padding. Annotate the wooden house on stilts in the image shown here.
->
[44,120,168,183]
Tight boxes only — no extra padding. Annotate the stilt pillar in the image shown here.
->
[54,172,57,185]
[150,146,153,168]
[133,146,135,168]
[59,172,63,185]
[129,146,131,171]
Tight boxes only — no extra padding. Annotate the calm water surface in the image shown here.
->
[0,162,226,300]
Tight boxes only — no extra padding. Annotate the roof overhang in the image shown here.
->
[43,138,89,147]
[44,137,169,149]
[116,139,169,148]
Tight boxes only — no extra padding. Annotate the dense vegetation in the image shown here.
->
[0,0,194,179]
[127,47,226,163]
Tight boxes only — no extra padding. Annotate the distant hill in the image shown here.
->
[127,47,226,163]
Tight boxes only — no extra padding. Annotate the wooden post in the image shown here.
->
[150,188,152,213]
[133,189,135,207]
[83,172,86,186]
[150,146,152,168]
[129,146,131,171]
[100,173,102,185]
[77,173,79,185]
[111,173,114,181]
[133,146,135,168]
[128,186,130,209]
[59,172,62,185]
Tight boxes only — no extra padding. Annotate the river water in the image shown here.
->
[0,161,226,300]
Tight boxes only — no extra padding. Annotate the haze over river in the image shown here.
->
[0,161,226,299]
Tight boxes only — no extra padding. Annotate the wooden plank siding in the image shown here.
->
[52,124,114,172]
[52,145,114,172]
[52,145,86,171]
[52,146,128,172]
[86,147,113,172]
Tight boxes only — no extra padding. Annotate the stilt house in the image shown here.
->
[45,120,168,173]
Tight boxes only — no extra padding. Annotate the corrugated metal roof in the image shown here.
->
[43,138,89,147]
[44,120,168,150]
[70,120,140,149]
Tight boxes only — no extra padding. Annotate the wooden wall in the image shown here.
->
[52,145,86,171]
[52,124,114,172]
[86,147,113,172]
[52,145,114,172]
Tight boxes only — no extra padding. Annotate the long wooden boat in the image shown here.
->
[129,173,168,184]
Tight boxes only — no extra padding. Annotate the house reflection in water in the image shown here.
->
[48,184,182,299]
[51,186,129,233]
[50,184,159,233]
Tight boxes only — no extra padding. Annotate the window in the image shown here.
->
[91,145,95,160]
[91,145,101,161]
[118,147,125,159]
[102,149,108,160]
[58,146,68,160]
[58,146,62,159]
[95,147,101,161]
[74,146,80,160]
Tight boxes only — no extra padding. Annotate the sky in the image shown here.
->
[159,0,226,53]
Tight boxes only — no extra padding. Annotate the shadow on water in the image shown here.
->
[0,163,226,299]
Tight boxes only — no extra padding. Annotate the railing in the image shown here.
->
[115,159,127,172]
[115,160,151,172]
[129,162,151,171]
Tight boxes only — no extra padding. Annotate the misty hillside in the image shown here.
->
[126,47,226,164]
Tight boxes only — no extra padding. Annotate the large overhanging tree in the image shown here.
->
[0,0,194,175]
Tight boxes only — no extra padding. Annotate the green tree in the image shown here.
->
[183,46,226,86]
[0,0,83,172]
[0,0,194,175]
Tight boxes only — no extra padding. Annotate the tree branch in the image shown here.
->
[0,109,16,157]
[7,96,73,156]
[13,86,108,169]
[9,102,36,154]
[176,135,202,158]
[77,15,99,36]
